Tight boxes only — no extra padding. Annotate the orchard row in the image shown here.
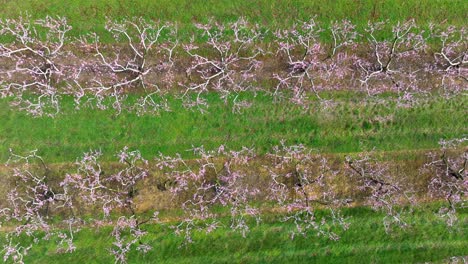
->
[0,16,466,116]
[1,139,466,263]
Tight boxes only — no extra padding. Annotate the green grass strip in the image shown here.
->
[1,0,466,42]
[8,206,468,263]
[0,93,466,162]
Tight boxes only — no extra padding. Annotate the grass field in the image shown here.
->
[1,1,467,263]
[1,0,466,42]
[8,206,467,263]
[0,93,466,163]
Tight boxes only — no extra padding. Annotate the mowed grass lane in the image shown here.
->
[0,93,466,162]
[11,206,468,263]
[0,0,466,42]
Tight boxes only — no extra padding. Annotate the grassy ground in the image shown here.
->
[1,2,467,262]
[1,0,466,42]
[0,93,466,162]
[8,206,467,263]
